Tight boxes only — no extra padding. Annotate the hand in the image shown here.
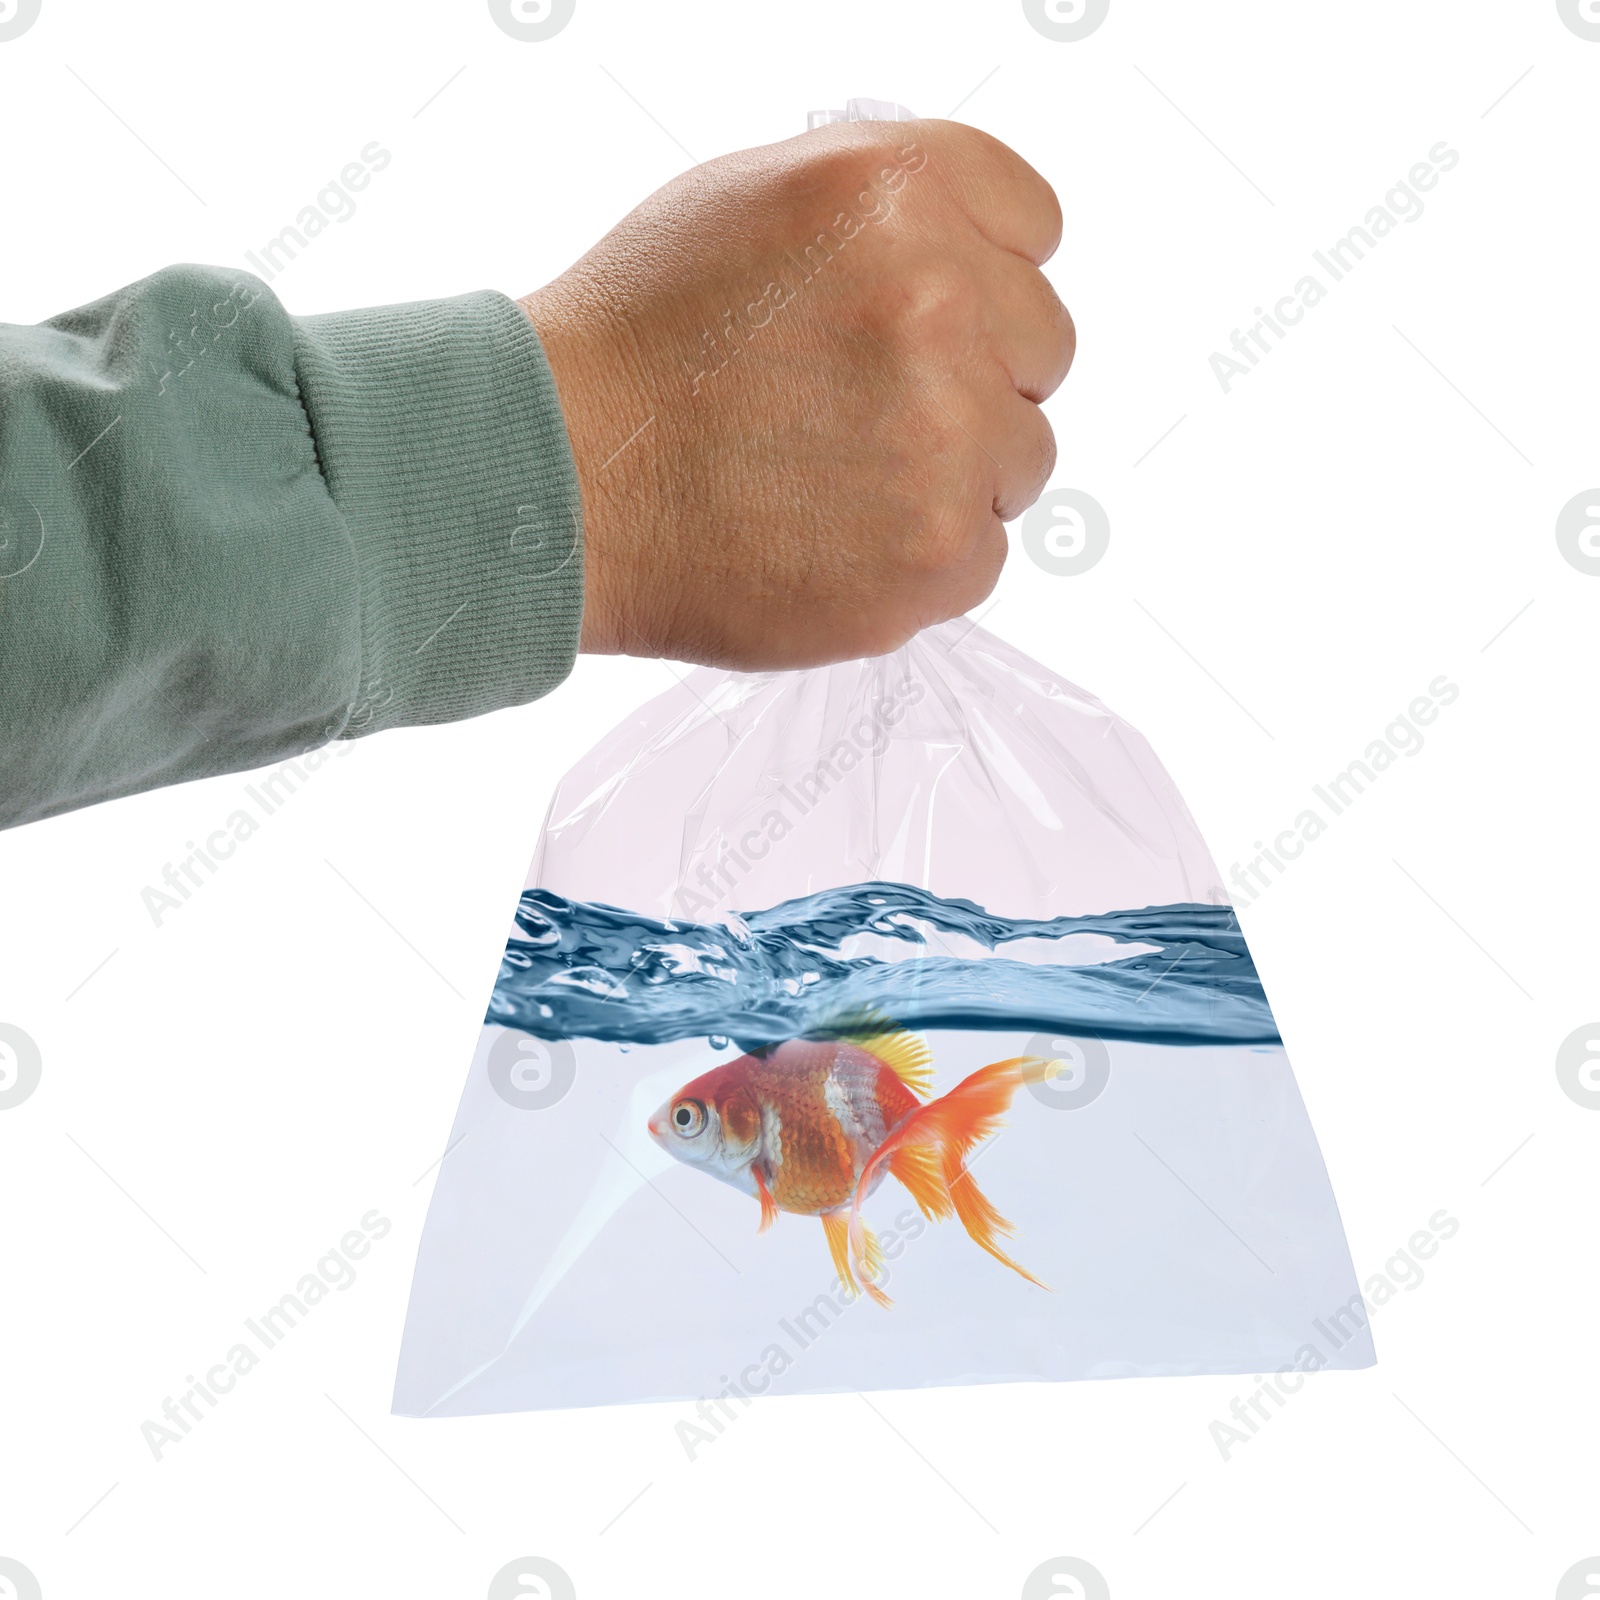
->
[519,118,1073,670]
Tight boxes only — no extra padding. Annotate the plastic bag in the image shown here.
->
[392,621,1372,1416]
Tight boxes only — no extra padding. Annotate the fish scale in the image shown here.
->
[754,1043,908,1214]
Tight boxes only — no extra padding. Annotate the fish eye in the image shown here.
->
[671,1099,706,1136]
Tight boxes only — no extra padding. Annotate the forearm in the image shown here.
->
[0,265,583,831]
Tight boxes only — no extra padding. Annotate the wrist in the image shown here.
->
[518,285,653,658]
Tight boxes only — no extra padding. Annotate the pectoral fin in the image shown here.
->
[753,1164,778,1232]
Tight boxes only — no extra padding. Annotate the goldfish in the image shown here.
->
[646,1025,1061,1306]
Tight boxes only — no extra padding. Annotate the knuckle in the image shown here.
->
[1035,181,1065,259]
[1051,292,1077,379]
[882,263,977,344]
[1029,418,1059,495]
[792,127,920,212]
[921,118,1003,169]
[995,420,1055,522]
[802,136,880,193]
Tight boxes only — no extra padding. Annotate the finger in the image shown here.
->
[912,120,1064,266]
[918,512,1009,634]
[957,384,1057,524]
[973,249,1077,403]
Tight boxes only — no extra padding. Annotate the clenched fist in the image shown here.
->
[519,118,1073,669]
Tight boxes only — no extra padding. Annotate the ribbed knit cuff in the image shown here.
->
[289,290,583,735]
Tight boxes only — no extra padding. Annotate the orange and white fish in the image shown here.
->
[646,1027,1060,1306]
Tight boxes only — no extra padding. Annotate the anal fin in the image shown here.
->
[855,1221,891,1307]
[822,1211,857,1294]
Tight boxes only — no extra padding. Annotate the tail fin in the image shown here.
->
[850,1056,1059,1292]
[888,1143,952,1222]
[943,1142,1049,1290]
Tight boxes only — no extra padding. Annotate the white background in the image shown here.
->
[1,1,1595,1597]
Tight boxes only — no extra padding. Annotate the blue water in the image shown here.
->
[486,882,1276,1050]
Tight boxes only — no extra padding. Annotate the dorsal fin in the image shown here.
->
[845,1021,934,1100]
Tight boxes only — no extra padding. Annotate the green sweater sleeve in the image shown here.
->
[0,264,584,831]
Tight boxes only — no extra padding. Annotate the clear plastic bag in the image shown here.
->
[392,622,1371,1416]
